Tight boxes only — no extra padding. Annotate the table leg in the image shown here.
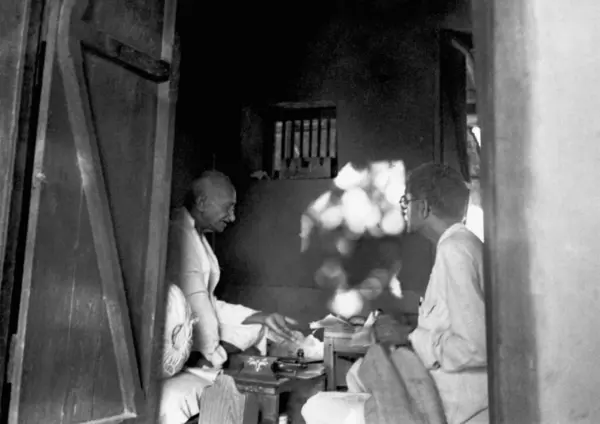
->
[324,339,336,391]
[258,394,280,424]
[242,393,260,424]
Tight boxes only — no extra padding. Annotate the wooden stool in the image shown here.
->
[324,325,368,391]
[225,370,326,424]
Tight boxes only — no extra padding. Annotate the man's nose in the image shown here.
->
[227,210,236,222]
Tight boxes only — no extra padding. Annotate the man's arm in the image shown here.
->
[167,225,223,364]
[212,287,301,345]
[213,299,270,352]
[214,299,259,326]
[213,301,301,347]
[242,311,300,343]
[409,243,486,372]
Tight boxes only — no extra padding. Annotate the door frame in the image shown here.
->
[0,0,46,419]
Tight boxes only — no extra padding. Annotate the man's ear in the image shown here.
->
[195,195,207,211]
[421,199,431,219]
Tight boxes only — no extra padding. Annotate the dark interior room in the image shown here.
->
[173,0,473,326]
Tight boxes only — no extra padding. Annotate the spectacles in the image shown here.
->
[399,195,421,209]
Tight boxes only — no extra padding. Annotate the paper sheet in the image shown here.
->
[270,330,325,361]
[309,313,352,330]
[309,311,380,348]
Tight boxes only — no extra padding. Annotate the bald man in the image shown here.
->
[160,171,300,424]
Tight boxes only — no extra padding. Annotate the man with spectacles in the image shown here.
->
[160,170,301,424]
[302,162,488,424]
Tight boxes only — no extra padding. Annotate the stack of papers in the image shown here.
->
[310,311,380,348]
[269,330,325,361]
[309,314,353,330]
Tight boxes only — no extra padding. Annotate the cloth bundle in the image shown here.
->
[269,330,325,361]
[162,284,198,378]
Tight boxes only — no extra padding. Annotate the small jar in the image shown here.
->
[278,413,289,424]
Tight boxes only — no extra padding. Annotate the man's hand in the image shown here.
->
[265,313,302,343]
[373,314,412,346]
[244,312,301,344]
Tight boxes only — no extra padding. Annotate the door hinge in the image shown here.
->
[6,333,18,385]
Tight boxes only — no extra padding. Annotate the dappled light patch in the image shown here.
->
[328,289,364,319]
[302,160,407,317]
[314,258,348,291]
[302,160,406,251]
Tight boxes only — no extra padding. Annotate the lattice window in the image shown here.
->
[267,102,338,180]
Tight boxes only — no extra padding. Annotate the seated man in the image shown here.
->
[302,162,488,424]
[160,171,301,424]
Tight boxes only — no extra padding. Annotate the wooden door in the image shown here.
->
[6,0,179,422]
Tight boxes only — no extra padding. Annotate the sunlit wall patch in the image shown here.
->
[301,160,406,250]
[300,160,407,314]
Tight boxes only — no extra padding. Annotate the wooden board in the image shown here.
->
[6,0,179,422]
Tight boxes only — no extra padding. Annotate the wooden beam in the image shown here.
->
[74,24,171,82]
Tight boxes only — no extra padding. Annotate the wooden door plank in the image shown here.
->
[137,0,180,420]
[0,0,33,308]
[0,1,31,292]
[77,25,171,82]
[7,1,63,423]
[56,0,143,415]
[9,0,179,421]
[0,0,47,419]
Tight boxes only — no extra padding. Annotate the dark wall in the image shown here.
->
[173,0,470,325]
[171,0,334,205]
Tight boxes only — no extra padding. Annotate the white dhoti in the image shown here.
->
[302,349,489,424]
[159,367,221,424]
[302,391,370,424]
[162,209,271,423]
[302,359,370,424]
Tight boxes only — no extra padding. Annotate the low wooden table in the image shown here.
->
[225,366,326,424]
[324,325,368,391]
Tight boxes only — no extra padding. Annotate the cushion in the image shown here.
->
[162,284,196,378]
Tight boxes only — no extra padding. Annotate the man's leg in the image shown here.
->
[358,345,446,424]
[467,409,489,424]
[302,355,370,424]
[301,392,371,424]
[346,357,368,393]
[159,372,213,424]
[301,354,371,424]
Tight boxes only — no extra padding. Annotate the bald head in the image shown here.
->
[192,170,235,201]
[188,170,236,233]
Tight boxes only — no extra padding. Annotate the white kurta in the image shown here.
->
[160,208,267,424]
[165,208,267,367]
[409,223,487,424]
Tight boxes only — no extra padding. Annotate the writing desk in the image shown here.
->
[225,365,326,424]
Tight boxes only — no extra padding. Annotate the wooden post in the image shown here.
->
[473,1,600,422]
